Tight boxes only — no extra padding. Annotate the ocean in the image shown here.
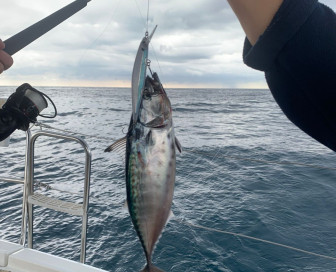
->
[1,86,336,272]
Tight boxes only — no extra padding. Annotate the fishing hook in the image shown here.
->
[146,59,153,76]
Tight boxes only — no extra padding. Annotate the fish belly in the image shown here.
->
[127,130,176,257]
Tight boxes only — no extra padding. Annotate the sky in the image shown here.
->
[0,0,335,88]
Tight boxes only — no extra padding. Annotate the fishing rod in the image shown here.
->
[3,0,91,56]
[0,0,91,142]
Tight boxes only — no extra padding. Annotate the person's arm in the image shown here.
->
[228,0,336,152]
[0,39,13,74]
[227,0,283,45]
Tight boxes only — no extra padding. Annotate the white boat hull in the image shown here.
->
[0,240,108,272]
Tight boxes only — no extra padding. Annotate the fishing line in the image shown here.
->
[77,0,122,64]
[133,0,164,80]
[33,123,336,171]
[18,123,336,262]
[179,145,222,184]
[176,218,336,261]
[146,0,150,32]
[133,0,148,30]
[149,43,165,80]
[184,148,336,171]
[35,122,118,142]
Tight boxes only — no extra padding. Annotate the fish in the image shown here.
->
[106,73,181,272]
[105,27,181,272]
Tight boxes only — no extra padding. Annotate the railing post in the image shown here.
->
[20,128,33,246]
[27,129,35,249]
[80,142,92,263]
[1,127,91,263]
[26,130,91,263]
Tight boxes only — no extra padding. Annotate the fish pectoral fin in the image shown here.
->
[140,264,165,272]
[104,136,127,153]
[175,137,182,153]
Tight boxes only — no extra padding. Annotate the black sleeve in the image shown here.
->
[243,0,336,152]
[0,109,17,141]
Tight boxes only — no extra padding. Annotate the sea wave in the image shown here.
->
[1,87,336,271]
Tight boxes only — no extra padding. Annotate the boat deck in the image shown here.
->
[0,240,108,272]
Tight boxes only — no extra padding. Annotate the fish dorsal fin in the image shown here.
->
[175,137,182,153]
[104,136,127,153]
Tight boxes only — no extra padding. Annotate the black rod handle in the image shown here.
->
[3,0,91,56]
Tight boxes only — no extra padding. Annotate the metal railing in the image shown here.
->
[0,127,92,263]
[0,178,24,184]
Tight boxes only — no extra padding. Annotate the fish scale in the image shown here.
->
[128,142,151,252]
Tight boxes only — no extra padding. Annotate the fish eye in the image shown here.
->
[143,89,152,100]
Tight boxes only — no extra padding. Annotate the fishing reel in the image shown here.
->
[0,83,57,142]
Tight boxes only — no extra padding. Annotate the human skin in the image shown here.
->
[0,39,14,74]
[227,0,284,45]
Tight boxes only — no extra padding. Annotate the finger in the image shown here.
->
[0,50,14,70]
[0,39,5,50]
[0,62,4,74]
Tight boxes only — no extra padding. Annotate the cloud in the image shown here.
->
[0,0,335,88]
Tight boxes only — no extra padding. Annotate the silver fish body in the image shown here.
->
[126,74,179,272]
[105,26,180,272]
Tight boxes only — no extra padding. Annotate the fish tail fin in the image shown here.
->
[140,264,165,272]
